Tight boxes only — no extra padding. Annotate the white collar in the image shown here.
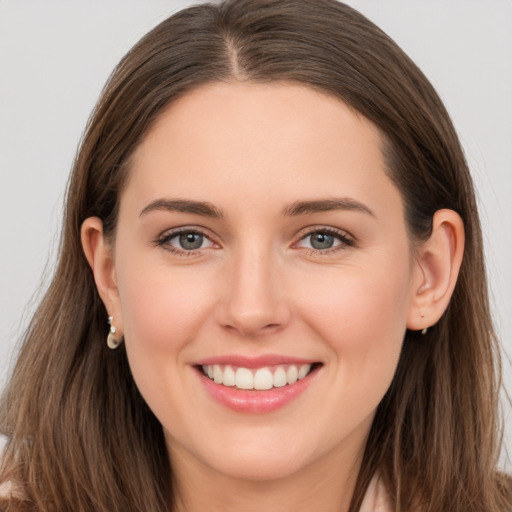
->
[359,475,393,512]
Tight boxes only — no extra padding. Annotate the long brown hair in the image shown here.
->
[1,1,510,510]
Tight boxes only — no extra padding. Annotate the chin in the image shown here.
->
[206,448,309,482]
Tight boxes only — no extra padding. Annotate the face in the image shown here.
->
[110,82,420,483]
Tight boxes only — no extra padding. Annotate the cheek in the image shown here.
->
[295,260,411,395]
[112,252,221,429]
[299,261,411,336]
[115,252,216,356]
[303,275,408,452]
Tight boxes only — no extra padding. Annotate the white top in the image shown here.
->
[359,476,393,512]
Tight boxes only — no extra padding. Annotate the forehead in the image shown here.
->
[124,81,401,219]
[135,80,382,163]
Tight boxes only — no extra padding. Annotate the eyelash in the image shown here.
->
[294,226,355,255]
[154,226,355,256]
[155,227,216,256]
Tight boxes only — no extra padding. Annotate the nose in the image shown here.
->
[216,245,291,338]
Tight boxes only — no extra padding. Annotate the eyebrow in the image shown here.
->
[139,199,224,218]
[283,198,375,217]
[139,197,374,219]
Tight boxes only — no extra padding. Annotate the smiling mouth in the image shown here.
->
[198,363,321,390]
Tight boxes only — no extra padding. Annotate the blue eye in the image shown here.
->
[296,229,352,251]
[177,232,205,250]
[308,232,336,250]
[157,229,214,253]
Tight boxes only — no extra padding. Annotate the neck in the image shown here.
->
[169,439,365,512]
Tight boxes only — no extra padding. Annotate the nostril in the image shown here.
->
[218,309,290,337]
[262,323,281,330]
[215,276,292,336]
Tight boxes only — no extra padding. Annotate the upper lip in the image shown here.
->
[194,354,319,369]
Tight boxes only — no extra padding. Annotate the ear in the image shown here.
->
[81,217,123,334]
[407,209,465,331]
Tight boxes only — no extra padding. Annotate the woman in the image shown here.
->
[0,0,510,510]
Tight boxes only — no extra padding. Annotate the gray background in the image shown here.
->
[1,0,511,467]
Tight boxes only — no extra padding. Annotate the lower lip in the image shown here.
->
[196,366,319,414]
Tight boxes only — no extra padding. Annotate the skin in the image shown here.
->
[82,82,464,512]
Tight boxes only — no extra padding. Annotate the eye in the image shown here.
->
[295,228,353,252]
[156,229,215,253]
[306,232,337,250]
[175,232,208,250]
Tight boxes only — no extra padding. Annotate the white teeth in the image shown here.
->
[273,367,287,387]
[223,365,236,386]
[202,363,315,390]
[254,368,273,390]
[235,368,254,389]
[213,365,223,384]
[298,364,311,380]
[286,365,298,384]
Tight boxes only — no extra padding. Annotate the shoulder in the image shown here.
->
[359,476,427,512]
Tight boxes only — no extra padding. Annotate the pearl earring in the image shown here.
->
[107,316,122,349]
